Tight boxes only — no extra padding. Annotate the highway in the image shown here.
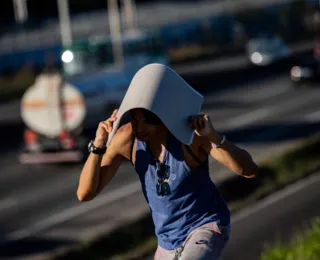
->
[222,172,320,260]
[0,72,320,259]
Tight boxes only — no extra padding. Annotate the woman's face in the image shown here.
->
[130,109,163,141]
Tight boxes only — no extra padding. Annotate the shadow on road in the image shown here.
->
[0,236,76,258]
[0,121,24,154]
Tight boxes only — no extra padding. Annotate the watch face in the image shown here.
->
[87,140,106,154]
[88,140,94,152]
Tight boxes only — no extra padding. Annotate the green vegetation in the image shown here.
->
[260,217,320,260]
[52,134,320,260]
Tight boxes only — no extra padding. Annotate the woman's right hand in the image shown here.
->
[94,109,118,148]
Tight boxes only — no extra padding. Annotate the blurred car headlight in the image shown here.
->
[251,52,263,64]
[61,50,74,63]
[291,66,302,78]
[291,66,313,79]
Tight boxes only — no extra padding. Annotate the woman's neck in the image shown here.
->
[150,126,169,146]
[147,127,169,161]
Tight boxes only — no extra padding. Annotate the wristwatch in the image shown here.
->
[88,139,107,154]
[211,134,226,149]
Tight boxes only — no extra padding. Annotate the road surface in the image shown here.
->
[0,73,320,259]
[222,172,320,260]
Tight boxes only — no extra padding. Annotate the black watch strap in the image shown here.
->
[88,140,107,154]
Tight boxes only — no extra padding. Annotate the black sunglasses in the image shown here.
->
[156,163,171,196]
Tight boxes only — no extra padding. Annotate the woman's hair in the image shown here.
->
[129,108,163,125]
[142,109,163,125]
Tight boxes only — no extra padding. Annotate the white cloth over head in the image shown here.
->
[106,63,203,146]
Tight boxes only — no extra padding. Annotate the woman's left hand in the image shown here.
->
[188,114,216,137]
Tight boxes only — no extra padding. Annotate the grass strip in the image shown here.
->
[260,217,320,260]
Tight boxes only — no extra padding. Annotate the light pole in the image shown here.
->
[108,0,124,67]
[13,0,28,23]
[121,0,138,32]
[57,0,73,47]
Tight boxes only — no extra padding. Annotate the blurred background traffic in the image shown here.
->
[0,0,320,260]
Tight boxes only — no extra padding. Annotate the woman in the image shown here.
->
[77,107,258,260]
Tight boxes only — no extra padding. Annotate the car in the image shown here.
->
[246,35,290,66]
[290,57,320,88]
[289,35,320,88]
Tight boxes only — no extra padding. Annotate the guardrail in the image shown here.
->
[0,0,317,75]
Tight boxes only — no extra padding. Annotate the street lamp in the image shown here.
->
[12,0,125,67]
[13,0,28,23]
[57,0,73,47]
[108,0,124,67]
[121,0,138,32]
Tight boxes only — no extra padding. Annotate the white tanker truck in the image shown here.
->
[19,72,88,164]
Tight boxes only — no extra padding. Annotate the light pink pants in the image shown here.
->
[154,222,230,260]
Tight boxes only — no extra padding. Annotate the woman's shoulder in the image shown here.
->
[113,122,134,141]
[110,123,135,157]
[181,135,208,168]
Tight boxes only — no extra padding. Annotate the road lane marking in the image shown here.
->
[232,172,320,224]
[305,109,320,122]
[223,91,319,129]
[3,181,142,242]
[224,108,270,128]
[0,198,18,211]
